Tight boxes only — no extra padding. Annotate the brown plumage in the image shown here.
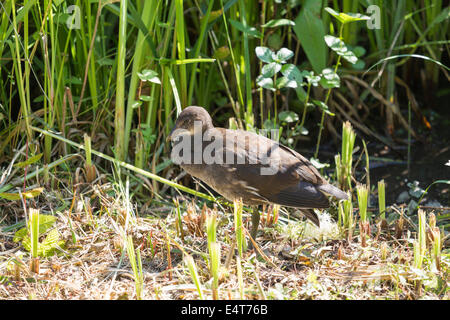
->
[168,106,348,239]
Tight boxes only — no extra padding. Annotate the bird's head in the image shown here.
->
[167,106,214,142]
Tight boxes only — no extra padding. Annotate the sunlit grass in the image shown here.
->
[0,0,448,301]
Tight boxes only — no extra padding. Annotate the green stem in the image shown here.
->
[114,0,127,161]
[220,0,243,119]
[187,0,214,105]
[314,23,345,158]
[299,83,312,128]
[238,0,253,129]
[124,0,158,160]
[273,73,277,125]
[259,0,267,126]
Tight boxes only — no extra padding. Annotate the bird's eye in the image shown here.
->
[180,119,190,127]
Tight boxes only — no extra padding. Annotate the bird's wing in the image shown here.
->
[276,143,326,185]
[218,129,329,208]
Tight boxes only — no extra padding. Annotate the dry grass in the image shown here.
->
[1,179,448,300]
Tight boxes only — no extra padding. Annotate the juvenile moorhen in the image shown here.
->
[168,106,348,242]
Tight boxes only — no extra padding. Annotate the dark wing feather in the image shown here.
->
[270,181,330,208]
[299,209,320,227]
[277,143,326,185]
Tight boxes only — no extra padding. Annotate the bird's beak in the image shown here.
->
[166,126,176,143]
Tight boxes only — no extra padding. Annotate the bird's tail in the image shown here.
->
[299,209,320,228]
[317,184,348,200]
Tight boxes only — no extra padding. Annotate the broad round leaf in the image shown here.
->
[319,68,340,89]
[310,157,330,169]
[261,62,282,78]
[352,60,366,70]
[298,125,309,136]
[255,46,275,63]
[256,75,275,91]
[304,71,321,86]
[313,100,335,116]
[324,35,358,64]
[276,48,294,62]
[281,64,303,84]
[276,76,297,89]
[279,111,299,123]
[295,87,307,102]
[263,119,277,129]
[137,69,161,84]
[352,46,366,58]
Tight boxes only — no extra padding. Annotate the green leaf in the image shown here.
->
[137,69,161,84]
[22,229,63,257]
[160,58,216,65]
[40,229,61,257]
[13,228,28,243]
[324,7,370,24]
[352,46,366,58]
[408,181,426,198]
[261,62,281,78]
[66,76,82,85]
[97,57,115,66]
[281,64,303,84]
[313,100,335,116]
[324,35,358,64]
[0,187,44,200]
[352,60,366,70]
[276,76,297,89]
[295,87,307,102]
[207,9,223,23]
[294,1,327,74]
[139,95,153,102]
[268,33,283,50]
[319,68,340,89]
[131,101,142,110]
[310,157,330,169]
[256,75,275,91]
[263,119,277,130]
[261,19,295,28]
[255,46,275,63]
[279,111,299,123]
[22,236,31,252]
[298,125,309,136]
[229,19,262,38]
[214,46,230,60]
[304,71,321,86]
[35,214,57,235]
[14,154,43,168]
[276,48,294,62]
[33,95,44,103]
[13,214,57,243]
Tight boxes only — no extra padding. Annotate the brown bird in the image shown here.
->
[168,106,348,242]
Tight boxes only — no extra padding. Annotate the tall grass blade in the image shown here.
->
[114,0,127,161]
[233,198,245,256]
[184,254,204,299]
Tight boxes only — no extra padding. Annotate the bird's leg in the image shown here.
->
[250,206,261,245]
